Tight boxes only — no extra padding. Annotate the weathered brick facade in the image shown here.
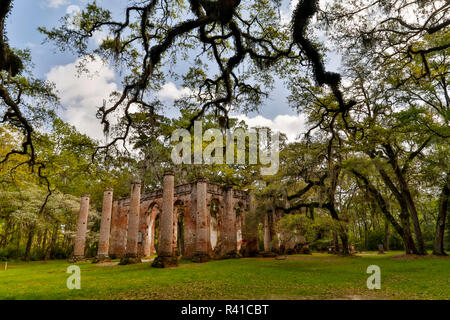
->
[73,194,90,261]
[75,175,258,267]
[96,189,113,261]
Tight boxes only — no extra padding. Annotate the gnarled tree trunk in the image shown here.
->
[352,169,418,254]
[383,144,426,254]
[433,173,449,256]
[24,226,35,262]
[384,219,390,251]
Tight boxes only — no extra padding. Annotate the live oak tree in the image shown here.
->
[37,0,355,252]
[0,0,57,191]
[278,0,448,255]
[1,0,448,257]
[0,118,135,260]
[40,0,292,147]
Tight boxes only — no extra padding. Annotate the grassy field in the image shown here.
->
[0,251,449,300]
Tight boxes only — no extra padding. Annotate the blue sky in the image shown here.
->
[7,0,340,141]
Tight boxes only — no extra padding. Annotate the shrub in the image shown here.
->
[367,229,385,251]
[388,233,404,250]
[0,245,24,261]
[310,239,331,252]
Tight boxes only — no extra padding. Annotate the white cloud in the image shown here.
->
[65,5,82,30]
[66,4,80,14]
[234,113,307,141]
[157,82,192,101]
[280,0,299,25]
[46,56,118,141]
[43,0,69,8]
[92,30,108,45]
[280,10,291,25]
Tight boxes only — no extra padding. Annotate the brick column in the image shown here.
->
[182,184,197,259]
[222,186,237,257]
[95,188,113,262]
[152,171,178,268]
[192,178,210,262]
[115,200,128,258]
[108,200,119,258]
[120,181,141,264]
[73,195,90,261]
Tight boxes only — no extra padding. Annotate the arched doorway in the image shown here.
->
[139,202,160,258]
[174,200,185,257]
[147,203,161,256]
[235,202,245,251]
[210,199,221,251]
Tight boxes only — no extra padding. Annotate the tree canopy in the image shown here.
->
[0,0,448,260]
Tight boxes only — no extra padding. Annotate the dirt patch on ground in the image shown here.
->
[95,258,154,267]
[251,256,340,262]
[391,254,450,260]
[95,262,120,267]
[286,256,339,262]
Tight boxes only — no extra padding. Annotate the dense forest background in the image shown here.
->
[0,0,448,261]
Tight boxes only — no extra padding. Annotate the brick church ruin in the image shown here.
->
[72,171,259,267]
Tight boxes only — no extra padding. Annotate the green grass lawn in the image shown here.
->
[0,251,449,300]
